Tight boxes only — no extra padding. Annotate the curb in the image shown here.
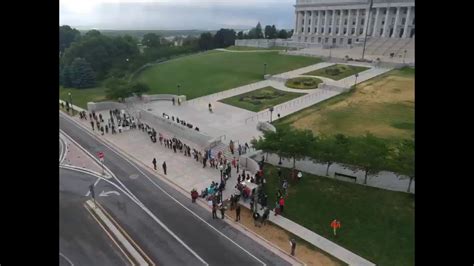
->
[84,200,152,265]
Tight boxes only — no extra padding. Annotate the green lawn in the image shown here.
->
[263,164,414,266]
[276,68,415,141]
[219,86,304,112]
[304,64,370,80]
[225,46,285,51]
[285,77,323,89]
[59,86,107,109]
[137,50,321,99]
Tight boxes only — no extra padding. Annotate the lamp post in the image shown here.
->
[361,0,374,60]
[269,106,274,123]
[68,92,73,115]
[177,84,181,96]
[354,73,359,89]
[263,63,267,78]
[403,50,407,64]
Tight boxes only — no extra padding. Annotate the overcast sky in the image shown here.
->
[60,0,296,30]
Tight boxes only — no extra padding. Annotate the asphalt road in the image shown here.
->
[60,113,290,266]
[59,171,128,266]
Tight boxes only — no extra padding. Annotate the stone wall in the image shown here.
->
[138,110,215,149]
[87,101,126,112]
[234,39,307,49]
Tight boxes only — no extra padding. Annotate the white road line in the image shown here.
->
[60,165,209,266]
[85,176,101,197]
[59,133,68,165]
[60,113,266,265]
[59,252,74,266]
[60,126,139,203]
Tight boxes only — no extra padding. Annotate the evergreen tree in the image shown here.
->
[255,22,264,39]
[70,58,96,88]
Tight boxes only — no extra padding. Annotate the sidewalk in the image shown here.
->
[63,107,376,265]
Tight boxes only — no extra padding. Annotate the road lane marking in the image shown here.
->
[84,201,136,266]
[59,252,74,266]
[60,114,266,265]
[61,165,208,265]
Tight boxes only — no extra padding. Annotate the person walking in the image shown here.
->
[290,239,296,256]
[212,203,218,219]
[162,161,167,175]
[331,219,341,236]
[152,158,157,170]
[235,204,241,222]
[90,121,95,131]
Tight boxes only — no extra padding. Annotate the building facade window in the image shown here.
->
[351,28,355,34]
[321,28,324,33]
[359,28,363,34]
[344,19,348,25]
[308,27,310,33]
[361,19,365,25]
[301,27,304,32]
[309,19,311,25]
[325,37,329,43]
[343,29,347,34]
[329,28,331,34]
[340,38,343,44]
[336,28,339,34]
[318,37,322,43]
[311,37,315,42]
[348,38,352,44]
[402,18,406,25]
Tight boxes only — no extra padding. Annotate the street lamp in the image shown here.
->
[361,0,374,60]
[263,63,267,78]
[403,50,407,64]
[68,92,74,115]
[269,106,274,123]
[177,84,181,96]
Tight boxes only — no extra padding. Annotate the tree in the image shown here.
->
[60,64,73,87]
[278,29,289,39]
[104,77,130,99]
[350,133,389,184]
[198,32,214,50]
[237,31,244,39]
[69,58,96,88]
[129,82,150,97]
[213,29,236,48]
[59,25,81,53]
[255,22,264,39]
[271,25,277,39]
[84,29,101,39]
[247,28,257,39]
[391,140,415,192]
[311,135,343,176]
[264,25,272,39]
[142,33,162,48]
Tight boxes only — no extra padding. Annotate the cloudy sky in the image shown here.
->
[60,0,296,30]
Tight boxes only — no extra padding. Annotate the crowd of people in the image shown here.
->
[162,112,200,131]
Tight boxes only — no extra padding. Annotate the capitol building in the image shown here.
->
[292,0,414,46]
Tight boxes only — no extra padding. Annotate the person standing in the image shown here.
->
[331,219,341,236]
[162,161,167,175]
[279,197,285,213]
[220,204,226,219]
[290,239,296,256]
[212,203,218,219]
[90,121,95,131]
[152,158,157,170]
[235,204,241,222]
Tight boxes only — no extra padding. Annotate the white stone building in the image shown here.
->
[292,0,414,47]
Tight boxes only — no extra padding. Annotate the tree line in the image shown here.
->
[252,125,415,192]
[59,25,246,95]
[235,22,294,40]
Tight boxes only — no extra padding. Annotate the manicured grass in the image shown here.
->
[262,163,414,266]
[285,77,323,89]
[304,64,370,80]
[226,46,286,51]
[59,86,107,109]
[276,68,414,141]
[219,86,304,112]
[137,50,322,99]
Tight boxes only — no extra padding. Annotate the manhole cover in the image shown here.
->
[129,174,139,180]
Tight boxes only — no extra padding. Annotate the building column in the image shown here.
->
[402,7,412,38]
[372,8,381,37]
[310,10,316,34]
[345,9,352,36]
[315,10,320,34]
[382,7,391,37]
[354,9,361,36]
[338,9,344,36]
[362,7,370,36]
[331,10,337,36]
[324,10,330,35]
[391,7,401,38]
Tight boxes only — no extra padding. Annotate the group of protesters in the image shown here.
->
[162,112,200,131]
